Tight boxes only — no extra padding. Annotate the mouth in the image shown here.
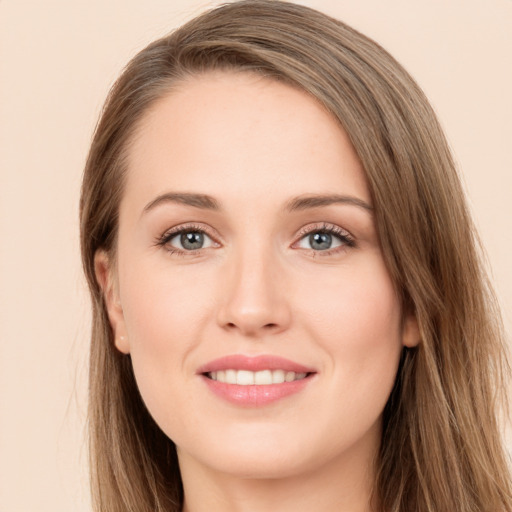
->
[205,369,310,385]
[198,355,316,406]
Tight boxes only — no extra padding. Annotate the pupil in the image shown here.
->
[310,232,332,250]
[181,232,204,250]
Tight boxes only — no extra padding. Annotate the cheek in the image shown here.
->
[300,257,401,335]
[290,260,403,459]
[121,258,215,340]
[118,259,217,384]
[297,258,403,388]
[117,260,221,429]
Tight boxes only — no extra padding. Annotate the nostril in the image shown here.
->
[224,321,278,332]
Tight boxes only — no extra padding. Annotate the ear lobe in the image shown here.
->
[94,250,130,354]
[402,313,420,348]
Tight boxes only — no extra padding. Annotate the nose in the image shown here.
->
[216,246,292,337]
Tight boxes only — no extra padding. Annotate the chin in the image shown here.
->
[177,430,315,479]
[206,452,311,480]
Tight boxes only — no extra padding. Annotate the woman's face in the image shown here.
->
[98,72,418,481]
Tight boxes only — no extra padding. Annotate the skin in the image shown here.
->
[96,71,419,512]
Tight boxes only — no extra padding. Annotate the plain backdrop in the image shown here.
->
[0,0,511,510]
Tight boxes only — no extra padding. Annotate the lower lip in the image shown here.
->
[201,375,313,406]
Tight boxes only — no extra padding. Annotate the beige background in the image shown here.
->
[0,0,511,510]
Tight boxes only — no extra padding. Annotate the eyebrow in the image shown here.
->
[141,192,373,216]
[143,192,221,214]
[285,194,373,213]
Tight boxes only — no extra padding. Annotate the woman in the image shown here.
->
[79,1,512,510]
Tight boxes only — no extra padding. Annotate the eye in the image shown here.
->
[156,225,218,254]
[171,230,214,250]
[298,231,343,251]
[295,224,355,253]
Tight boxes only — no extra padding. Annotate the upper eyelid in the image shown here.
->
[295,222,352,239]
[292,222,355,253]
[159,223,219,242]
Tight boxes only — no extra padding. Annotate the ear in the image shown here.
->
[402,313,420,348]
[94,250,130,354]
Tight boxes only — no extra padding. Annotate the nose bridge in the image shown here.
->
[217,234,290,336]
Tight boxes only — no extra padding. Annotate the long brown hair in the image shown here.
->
[79,1,512,510]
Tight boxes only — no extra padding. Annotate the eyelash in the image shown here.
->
[155,223,217,257]
[155,222,355,257]
[294,223,356,256]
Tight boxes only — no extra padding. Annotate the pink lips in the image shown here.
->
[198,355,316,407]
[197,354,315,374]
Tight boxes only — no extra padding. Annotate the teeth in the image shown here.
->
[272,369,285,384]
[254,369,272,385]
[237,370,254,385]
[225,369,237,384]
[209,369,308,385]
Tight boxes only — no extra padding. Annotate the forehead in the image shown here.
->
[124,71,370,212]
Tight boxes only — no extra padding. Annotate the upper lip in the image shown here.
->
[197,355,316,374]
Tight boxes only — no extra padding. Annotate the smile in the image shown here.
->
[207,369,308,385]
[198,355,316,406]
